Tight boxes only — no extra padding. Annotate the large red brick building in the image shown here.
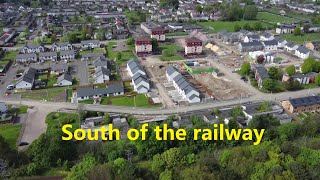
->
[185,37,203,56]
[135,36,152,55]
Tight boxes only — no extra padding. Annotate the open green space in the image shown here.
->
[198,20,273,32]
[79,99,95,104]
[3,51,18,60]
[100,94,161,108]
[106,42,136,64]
[166,32,189,36]
[7,105,28,114]
[46,112,80,132]
[257,12,297,23]
[159,44,184,61]
[16,87,69,101]
[0,124,22,150]
[279,33,320,44]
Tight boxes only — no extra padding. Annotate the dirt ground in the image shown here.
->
[194,73,247,100]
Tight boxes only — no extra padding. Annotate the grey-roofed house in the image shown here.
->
[282,95,320,113]
[295,46,310,59]
[74,83,124,101]
[56,73,73,86]
[21,44,45,54]
[95,67,111,84]
[39,52,58,62]
[260,32,274,41]
[166,66,200,103]
[263,40,278,51]
[273,37,288,48]
[126,59,150,93]
[81,40,101,50]
[218,30,239,43]
[60,50,75,61]
[52,42,73,51]
[243,34,260,43]
[282,72,318,85]
[93,56,110,68]
[253,65,269,88]
[16,53,37,63]
[239,41,264,52]
[15,67,37,90]
[50,63,69,74]
[81,53,104,61]
[284,42,299,51]
[127,58,146,77]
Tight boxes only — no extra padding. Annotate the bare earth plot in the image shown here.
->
[194,73,247,100]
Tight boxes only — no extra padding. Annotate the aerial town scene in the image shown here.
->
[0,0,320,179]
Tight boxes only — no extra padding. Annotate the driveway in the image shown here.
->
[72,61,89,86]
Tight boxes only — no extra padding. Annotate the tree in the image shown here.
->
[203,5,213,12]
[284,78,303,91]
[240,62,251,76]
[243,23,252,30]
[256,55,265,64]
[285,65,296,76]
[211,108,220,116]
[113,158,127,175]
[116,52,122,60]
[86,16,94,23]
[195,5,203,12]
[253,22,263,31]
[66,155,97,180]
[159,169,173,180]
[249,114,280,129]
[126,37,134,45]
[162,148,183,169]
[262,79,279,92]
[152,38,159,49]
[243,5,258,20]
[234,23,241,32]
[293,27,302,36]
[268,67,283,80]
[103,113,110,124]
[315,75,320,86]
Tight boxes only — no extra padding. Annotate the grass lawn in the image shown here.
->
[100,94,161,108]
[257,12,297,23]
[80,48,106,55]
[0,124,22,149]
[279,33,320,44]
[3,51,18,60]
[16,87,68,101]
[79,99,95,104]
[303,83,319,89]
[46,112,80,132]
[198,20,273,32]
[37,74,48,80]
[8,105,28,114]
[107,42,136,64]
[166,32,189,36]
[159,44,184,61]
[0,59,10,67]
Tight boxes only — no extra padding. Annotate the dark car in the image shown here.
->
[19,142,29,146]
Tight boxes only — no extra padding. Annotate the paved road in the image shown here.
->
[2,87,320,115]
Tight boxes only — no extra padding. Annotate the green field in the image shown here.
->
[280,33,320,44]
[100,94,161,108]
[198,20,273,32]
[166,32,189,36]
[3,51,18,60]
[16,87,69,101]
[80,48,106,55]
[257,12,297,23]
[159,44,184,61]
[0,124,22,149]
[106,42,136,64]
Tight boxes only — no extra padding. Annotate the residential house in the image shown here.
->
[166,66,200,103]
[127,59,150,93]
[282,72,318,85]
[253,65,269,88]
[243,34,260,43]
[282,95,320,113]
[74,83,124,101]
[81,53,104,61]
[151,27,166,41]
[284,42,299,51]
[218,30,239,43]
[305,41,320,51]
[239,41,264,52]
[15,67,37,90]
[185,37,202,56]
[274,37,288,48]
[21,44,45,54]
[60,50,75,61]
[81,40,101,50]
[52,42,73,51]
[158,15,172,22]
[16,53,37,63]
[295,46,310,59]
[39,52,58,62]
[95,67,111,84]
[260,32,274,41]
[263,40,278,51]
[175,15,189,21]
[242,103,284,122]
[276,24,296,34]
[56,73,73,86]
[50,63,68,75]
[135,36,152,55]
[0,29,16,46]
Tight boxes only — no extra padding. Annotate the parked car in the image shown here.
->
[7,84,15,90]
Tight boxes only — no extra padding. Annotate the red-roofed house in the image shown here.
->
[151,27,166,41]
[135,36,152,55]
[185,37,202,56]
